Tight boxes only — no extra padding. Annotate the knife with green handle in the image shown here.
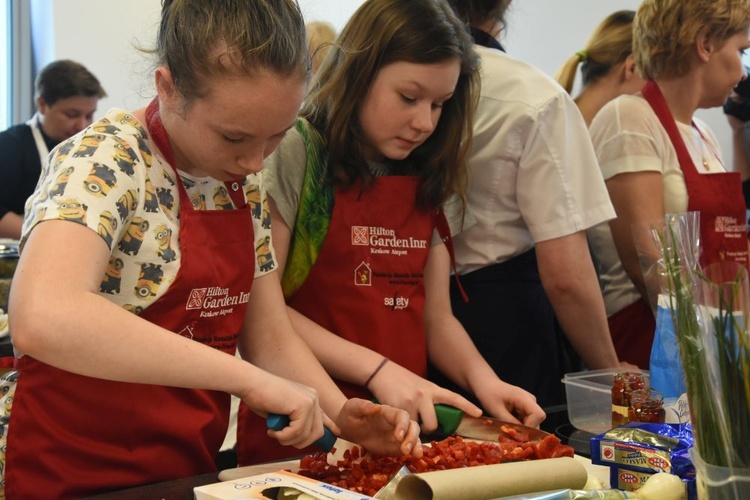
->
[434,404,550,443]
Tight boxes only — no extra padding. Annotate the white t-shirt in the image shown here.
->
[587,94,724,316]
[22,108,277,315]
[452,45,616,275]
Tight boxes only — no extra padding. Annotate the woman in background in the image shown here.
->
[306,20,337,76]
[237,0,544,466]
[587,0,750,368]
[555,10,645,126]
[0,59,106,240]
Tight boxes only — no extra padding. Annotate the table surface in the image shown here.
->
[85,404,601,499]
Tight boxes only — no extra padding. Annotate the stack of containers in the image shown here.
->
[562,369,696,498]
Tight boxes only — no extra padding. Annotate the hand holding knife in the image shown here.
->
[267,413,367,467]
[433,404,550,442]
[266,413,338,452]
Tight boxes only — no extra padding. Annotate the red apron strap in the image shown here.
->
[641,81,699,176]
[434,209,469,303]
[224,181,247,209]
[146,99,247,210]
[146,99,176,168]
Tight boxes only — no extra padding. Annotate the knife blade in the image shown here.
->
[433,404,550,443]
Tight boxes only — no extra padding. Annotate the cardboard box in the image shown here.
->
[194,470,373,500]
[592,437,692,475]
[590,424,693,476]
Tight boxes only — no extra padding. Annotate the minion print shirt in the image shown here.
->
[21,108,276,315]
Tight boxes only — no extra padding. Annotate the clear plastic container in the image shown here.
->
[562,369,649,434]
[690,447,750,499]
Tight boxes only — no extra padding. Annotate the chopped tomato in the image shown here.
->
[535,434,563,459]
[551,443,575,458]
[299,432,573,495]
[500,424,530,442]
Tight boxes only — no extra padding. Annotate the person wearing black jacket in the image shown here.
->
[724,69,750,210]
[0,59,106,239]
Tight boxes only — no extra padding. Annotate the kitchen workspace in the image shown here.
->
[0,240,681,499]
[2,0,750,498]
[0,235,700,498]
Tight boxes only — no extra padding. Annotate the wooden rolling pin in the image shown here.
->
[395,457,587,500]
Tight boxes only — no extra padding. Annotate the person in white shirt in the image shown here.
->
[438,0,627,409]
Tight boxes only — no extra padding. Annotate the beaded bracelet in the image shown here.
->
[364,357,389,389]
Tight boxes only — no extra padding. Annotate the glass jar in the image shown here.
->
[628,388,666,424]
[611,371,647,427]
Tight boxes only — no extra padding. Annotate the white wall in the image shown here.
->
[46,0,360,115]
[298,0,361,33]
[46,0,735,165]
[49,0,161,113]
[501,1,732,168]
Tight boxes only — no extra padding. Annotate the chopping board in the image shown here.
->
[218,455,610,487]
[219,459,301,481]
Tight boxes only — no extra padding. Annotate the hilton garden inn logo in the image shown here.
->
[351,225,427,256]
[186,288,208,309]
[186,286,250,313]
[352,226,369,246]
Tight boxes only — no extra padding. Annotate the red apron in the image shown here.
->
[5,99,256,498]
[608,82,750,368]
[642,80,749,267]
[237,176,433,465]
[607,298,655,369]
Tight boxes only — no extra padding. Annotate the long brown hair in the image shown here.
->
[302,0,479,212]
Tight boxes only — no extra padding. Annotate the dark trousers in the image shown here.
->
[428,249,575,409]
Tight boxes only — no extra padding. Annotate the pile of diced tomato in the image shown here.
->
[298,447,403,497]
[297,431,575,496]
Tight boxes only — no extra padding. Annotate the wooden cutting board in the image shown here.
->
[218,455,610,488]
[218,459,301,481]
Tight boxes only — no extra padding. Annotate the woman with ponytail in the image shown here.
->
[555,10,644,125]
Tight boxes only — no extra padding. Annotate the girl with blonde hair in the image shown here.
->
[555,10,645,125]
[306,20,337,75]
